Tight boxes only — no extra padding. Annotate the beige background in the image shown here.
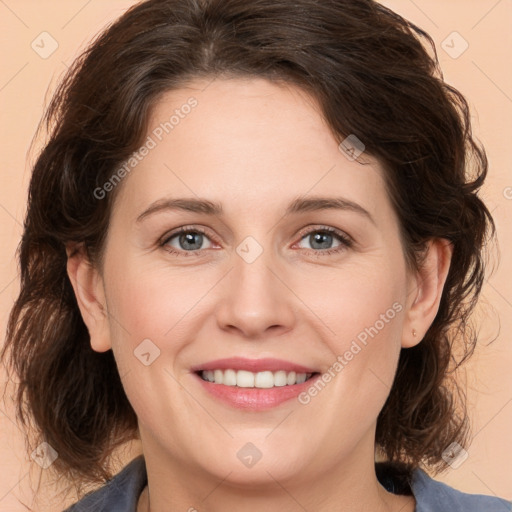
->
[1,0,511,509]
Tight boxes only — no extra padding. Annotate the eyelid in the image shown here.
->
[294,224,353,244]
[160,225,219,246]
[160,224,354,256]
[292,224,353,252]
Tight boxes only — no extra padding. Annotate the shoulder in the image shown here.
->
[411,467,511,512]
[62,456,511,512]
[63,455,147,512]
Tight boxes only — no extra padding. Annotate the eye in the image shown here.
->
[295,226,353,255]
[159,225,353,257]
[161,227,215,255]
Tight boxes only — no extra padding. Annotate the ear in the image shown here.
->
[402,238,453,348]
[66,243,112,352]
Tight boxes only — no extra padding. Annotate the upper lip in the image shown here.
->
[191,357,318,374]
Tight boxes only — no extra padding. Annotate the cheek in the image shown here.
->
[306,259,406,401]
[101,261,196,424]
[303,258,406,348]
[105,257,210,341]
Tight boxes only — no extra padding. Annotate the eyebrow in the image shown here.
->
[136,196,375,225]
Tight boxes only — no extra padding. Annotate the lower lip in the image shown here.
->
[193,372,320,410]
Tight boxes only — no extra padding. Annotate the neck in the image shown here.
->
[136,430,416,512]
[137,469,414,512]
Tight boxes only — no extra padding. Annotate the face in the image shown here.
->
[76,77,431,487]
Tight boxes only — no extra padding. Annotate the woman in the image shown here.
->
[2,0,510,510]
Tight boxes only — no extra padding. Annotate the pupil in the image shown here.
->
[311,232,332,250]
[180,232,203,250]
[177,232,333,251]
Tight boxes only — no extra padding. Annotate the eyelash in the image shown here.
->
[159,225,353,257]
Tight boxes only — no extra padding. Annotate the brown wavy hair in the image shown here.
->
[1,0,495,492]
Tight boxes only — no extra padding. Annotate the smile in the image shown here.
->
[199,369,316,388]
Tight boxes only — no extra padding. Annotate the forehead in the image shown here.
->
[113,77,389,220]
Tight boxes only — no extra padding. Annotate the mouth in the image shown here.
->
[196,369,318,388]
[190,357,321,410]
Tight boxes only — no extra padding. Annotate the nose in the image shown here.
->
[215,247,297,339]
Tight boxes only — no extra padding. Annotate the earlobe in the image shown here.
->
[402,239,453,348]
[66,243,112,352]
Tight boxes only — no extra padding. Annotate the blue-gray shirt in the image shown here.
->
[63,455,511,511]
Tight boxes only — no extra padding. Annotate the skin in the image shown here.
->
[67,77,452,512]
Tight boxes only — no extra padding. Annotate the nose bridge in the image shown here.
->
[215,237,295,337]
[235,242,277,296]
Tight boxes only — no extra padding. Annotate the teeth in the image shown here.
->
[200,369,313,387]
